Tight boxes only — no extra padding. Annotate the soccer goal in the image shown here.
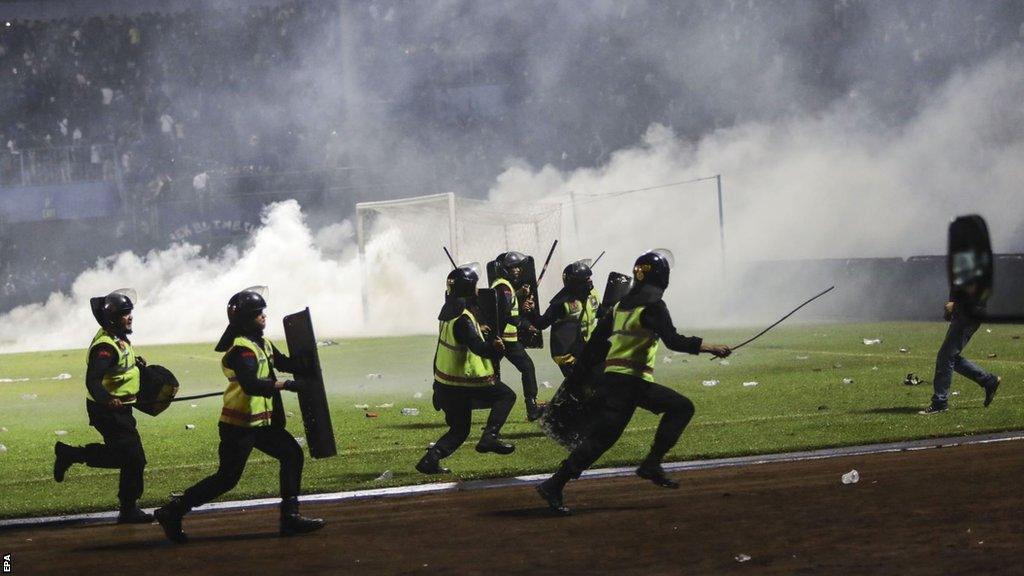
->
[355,192,562,321]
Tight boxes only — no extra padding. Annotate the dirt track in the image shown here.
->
[3,440,1022,575]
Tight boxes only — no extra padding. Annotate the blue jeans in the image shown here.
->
[931,313,997,405]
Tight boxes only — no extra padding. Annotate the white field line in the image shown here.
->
[2,430,1020,530]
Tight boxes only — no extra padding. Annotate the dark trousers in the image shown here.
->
[182,422,303,509]
[431,381,516,457]
[557,373,695,481]
[76,400,147,505]
[931,312,997,405]
[499,341,538,402]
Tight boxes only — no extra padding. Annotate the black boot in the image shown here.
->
[475,429,515,455]
[636,461,680,489]
[415,447,450,474]
[118,501,154,524]
[154,496,190,544]
[53,442,76,483]
[526,399,546,422]
[280,497,325,536]
[536,479,571,516]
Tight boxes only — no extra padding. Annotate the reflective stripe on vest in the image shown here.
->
[434,310,496,387]
[491,277,519,341]
[86,329,140,403]
[220,336,275,427]
[603,303,659,382]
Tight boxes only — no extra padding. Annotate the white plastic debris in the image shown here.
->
[899,348,909,353]
[841,469,859,484]
[0,444,7,453]
[53,373,72,380]
[702,380,720,387]
[190,403,198,408]
[374,470,393,482]
[401,408,420,416]
[842,378,854,384]
[742,381,759,387]
[54,430,68,436]
[541,381,552,389]
[871,366,879,371]
[21,394,37,401]
[413,392,424,399]
[184,424,196,430]
[951,391,960,396]
[287,411,295,416]
[862,338,882,345]
[719,360,730,366]
[375,403,393,409]
[354,404,369,409]
[986,329,992,333]
[295,437,306,447]
[734,554,751,563]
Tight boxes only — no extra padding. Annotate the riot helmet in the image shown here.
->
[496,251,527,280]
[633,249,674,290]
[446,263,480,299]
[562,259,593,295]
[227,286,269,328]
[90,288,137,333]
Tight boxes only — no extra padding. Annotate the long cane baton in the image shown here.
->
[711,285,836,359]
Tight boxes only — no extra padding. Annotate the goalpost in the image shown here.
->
[355,192,562,322]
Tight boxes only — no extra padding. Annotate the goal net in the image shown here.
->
[355,192,562,320]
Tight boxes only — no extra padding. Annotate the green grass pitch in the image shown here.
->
[0,321,1021,519]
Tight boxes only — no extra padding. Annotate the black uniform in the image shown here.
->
[430,300,516,458]
[529,288,606,378]
[66,341,148,507]
[493,282,539,409]
[179,335,304,508]
[544,285,700,488]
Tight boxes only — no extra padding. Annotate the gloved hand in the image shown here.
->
[282,380,305,393]
[135,355,148,368]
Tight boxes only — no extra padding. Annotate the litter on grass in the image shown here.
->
[842,378,854,384]
[185,424,195,430]
[702,380,720,387]
[734,554,751,563]
[862,338,882,345]
[841,469,860,484]
[742,381,759,387]
[374,470,393,482]
[54,430,68,436]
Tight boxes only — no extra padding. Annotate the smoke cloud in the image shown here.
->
[1,1,1022,350]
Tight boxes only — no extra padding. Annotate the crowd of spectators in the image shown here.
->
[0,0,340,193]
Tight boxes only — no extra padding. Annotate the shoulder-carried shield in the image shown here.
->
[601,272,632,309]
[516,255,543,349]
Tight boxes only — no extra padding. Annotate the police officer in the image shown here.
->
[53,289,153,524]
[527,259,603,378]
[154,287,324,543]
[491,251,543,421]
[416,264,517,474]
[535,250,731,515]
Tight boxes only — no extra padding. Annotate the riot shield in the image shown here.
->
[516,255,543,349]
[135,365,179,417]
[283,308,337,459]
[601,272,632,310]
[538,365,604,450]
[486,260,500,287]
[470,288,502,410]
